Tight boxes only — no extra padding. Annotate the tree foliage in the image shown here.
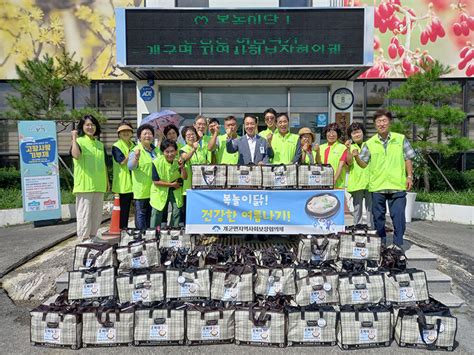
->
[387,60,473,191]
[6,48,106,128]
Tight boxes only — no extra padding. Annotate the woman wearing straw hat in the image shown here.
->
[112,122,135,230]
[297,127,318,164]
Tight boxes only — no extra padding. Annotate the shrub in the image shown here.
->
[0,167,21,189]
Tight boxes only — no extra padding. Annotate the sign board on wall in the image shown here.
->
[119,8,370,68]
[18,121,61,222]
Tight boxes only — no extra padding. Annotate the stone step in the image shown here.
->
[425,269,452,293]
[55,272,68,294]
[430,292,465,308]
[406,245,439,270]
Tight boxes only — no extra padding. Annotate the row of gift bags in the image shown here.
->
[31,295,457,350]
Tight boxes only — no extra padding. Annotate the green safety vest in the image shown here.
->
[131,143,159,199]
[180,143,208,195]
[216,134,239,164]
[149,155,183,211]
[259,128,275,140]
[303,150,317,164]
[320,141,347,189]
[112,139,135,194]
[271,131,299,164]
[73,136,107,194]
[347,142,370,192]
[365,132,407,192]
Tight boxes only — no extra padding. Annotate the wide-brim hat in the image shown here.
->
[117,125,133,133]
[298,127,315,141]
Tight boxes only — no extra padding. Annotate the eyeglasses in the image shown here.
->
[265,116,275,120]
[375,118,390,125]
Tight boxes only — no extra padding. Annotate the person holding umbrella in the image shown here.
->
[112,122,135,230]
[128,124,160,231]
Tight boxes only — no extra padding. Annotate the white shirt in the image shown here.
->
[246,134,257,163]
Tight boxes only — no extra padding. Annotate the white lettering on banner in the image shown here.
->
[223,193,269,206]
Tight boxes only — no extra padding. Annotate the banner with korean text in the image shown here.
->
[18,121,61,222]
[186,189,344,235]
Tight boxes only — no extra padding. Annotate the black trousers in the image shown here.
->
[119,192,133,230]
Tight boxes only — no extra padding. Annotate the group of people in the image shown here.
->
[71,108,414,249]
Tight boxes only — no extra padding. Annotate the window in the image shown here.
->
[123,82,137,116]
[280,0,311,6]
[366,81,389,111]
[176,0,208,7]
[290,87,328,108]
[0,82,16,112]
[353,81,364,113]
[468,80,474,114]
[60,87,73,109]
[98,82,121,115]
[202,87,287,108]
[161,87,199,109]
[74,84,96,108]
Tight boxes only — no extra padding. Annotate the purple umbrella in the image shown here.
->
[141,110,183,134]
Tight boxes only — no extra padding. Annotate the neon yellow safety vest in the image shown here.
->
[271,131,299,164]
[150,155,183,211]
[131,143,159,199]
[180,144,208,195]
[320,141,347,189]
[216,134,239,164]
[259,128,275,140]
[365,132,407,192]
[73,136,107,194]
[112,139,135,194]
[303,150,317,164]
[347,142,370,192]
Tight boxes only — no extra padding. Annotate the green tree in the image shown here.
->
[6,48,106,131]
[387,60,473,192]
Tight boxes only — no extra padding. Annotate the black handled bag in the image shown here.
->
[338,272,385,306]
[68,267,115,301]
[261,164,297,189]
[394,299,457,351]
[81,303,135,347]
[158,227,194,249]
[211,263,254,303]
[297,164,334,189]
[116,267,165,304]
[297,234,339,264]
[185,302,235,345]
[384,268,429,305]
[116,239,160,271]
[119,228,157,247]
[165,267,211,300]
[295,268,339,306]
[234,303,286,347]
[338,231,382,261]
[133,301,186,346]
[337,304,393,349]
[191,164,227,188]
[254,266,296,298]
[286,304,337,346]
[227,165,262,189]
[73,243,116,270]
[30,292,82,349]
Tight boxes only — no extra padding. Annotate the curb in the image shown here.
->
[0,217,110,279]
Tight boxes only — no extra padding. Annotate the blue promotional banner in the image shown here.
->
[185,189,345,235]
[18,121,61,222]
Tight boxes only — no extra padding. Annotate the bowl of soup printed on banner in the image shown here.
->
[305,193,340,219]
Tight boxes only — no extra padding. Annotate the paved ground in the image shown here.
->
[0,217,472,353]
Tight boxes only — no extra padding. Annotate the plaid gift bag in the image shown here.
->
[116,240,159,271]
[133,301,186,345]
[119,229,157,247]
[73,243,116,271]
[261,164,297,189]
[297,234,339,264]
[30,293,82,350]
[297,164,334,189]
[191,165,227,188]
[116,268,165,304]
[234,304,286,347]
[254,267,296,297]
[81,304,135,347]
[227,165,262,189]
[384,269,429,305]
[159,228,193,250]
[338,272,385,306]
[68,267,115,301]
[295,268,339,306]
[338,232,381,261]
[286,305,338,346]
[394,300,457,351]
[165,268,211,300]
[186,303,235,345]
[210,264,254,303]
[337,304,393,349]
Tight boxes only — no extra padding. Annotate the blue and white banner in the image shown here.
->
[18,121,61,222]
[185,189,345,235]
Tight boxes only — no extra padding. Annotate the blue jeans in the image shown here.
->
[134,198,151,231]
[372,191,407,247]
